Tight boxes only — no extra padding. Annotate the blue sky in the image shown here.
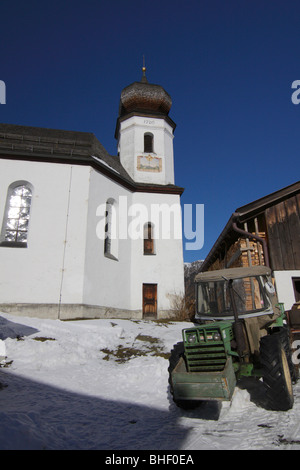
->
[0,0,299,263]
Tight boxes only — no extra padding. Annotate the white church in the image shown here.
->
[0,68,185,320]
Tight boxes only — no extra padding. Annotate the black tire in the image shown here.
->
[168,342,198,409]
[260,334,294,411]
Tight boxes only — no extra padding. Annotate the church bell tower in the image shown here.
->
[115,66,176,185]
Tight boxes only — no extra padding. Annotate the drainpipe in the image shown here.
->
[232,212,270,268]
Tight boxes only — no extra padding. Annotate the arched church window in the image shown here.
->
[0,182,33,247]
[144,222,155,255]
[144,133,154,153]
[104,199,118,260]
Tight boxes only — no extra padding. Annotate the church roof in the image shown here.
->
[115,70,176,138]
[119,79,172,117]
[0,123,183,195]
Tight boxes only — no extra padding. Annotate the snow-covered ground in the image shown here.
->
[0,311,300,450]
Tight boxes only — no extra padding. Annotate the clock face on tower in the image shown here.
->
[137,155,162,173]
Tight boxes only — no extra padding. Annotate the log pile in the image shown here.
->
[208,232,266,271]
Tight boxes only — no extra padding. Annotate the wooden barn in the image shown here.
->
[199,181,300,310]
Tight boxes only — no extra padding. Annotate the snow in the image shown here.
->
[0,339,6,359]
[91,155,120,174]
[0,311,300,450]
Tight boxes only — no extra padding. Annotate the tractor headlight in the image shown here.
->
[213,332,221,341]
[187,333,197,344]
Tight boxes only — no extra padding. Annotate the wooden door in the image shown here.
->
[143,284,157,319]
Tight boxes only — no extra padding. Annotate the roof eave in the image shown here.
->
[0,150,184,195]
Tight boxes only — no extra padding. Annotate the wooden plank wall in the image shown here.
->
[265,194,300,270]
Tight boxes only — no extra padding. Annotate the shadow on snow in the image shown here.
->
[0,369,193,450]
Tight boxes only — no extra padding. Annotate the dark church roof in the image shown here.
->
[0,123,183,195]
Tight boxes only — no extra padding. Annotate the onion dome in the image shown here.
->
[118,66,172,118]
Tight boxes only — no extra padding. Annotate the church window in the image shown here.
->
[144,222,155,255]
[104,202,112,255]
[144,133,154,153]
[0,182,33,247]
[104,199,118,260]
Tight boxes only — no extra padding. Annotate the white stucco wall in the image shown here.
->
[129,192,184,314]
[274,270,300,310]
[83,168,133,311]
[118,116,175,185]
[0,159,184,319]
[83,170,184,316]
[0,160,90,306]
[58,165,90,304]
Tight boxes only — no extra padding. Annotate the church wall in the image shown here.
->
[130,191,184,317]
[57,164,90,305]
[0,160,184,320]
[164,126,175,185]
[0,160,89,312]
[119,116,174,186]
[81,169,184,319]
[82,168,133,313]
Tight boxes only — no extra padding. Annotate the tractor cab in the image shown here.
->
[195,266,279,322]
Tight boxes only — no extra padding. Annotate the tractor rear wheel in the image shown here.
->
[260,334,294,411]
[277,326,299,383]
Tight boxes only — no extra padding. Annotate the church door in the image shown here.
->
[143,284,157,319]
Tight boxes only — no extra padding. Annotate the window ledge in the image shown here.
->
[104,252,118,261]
[0,241,28,248]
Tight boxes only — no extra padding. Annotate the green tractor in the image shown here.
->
[169,266,298,411]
